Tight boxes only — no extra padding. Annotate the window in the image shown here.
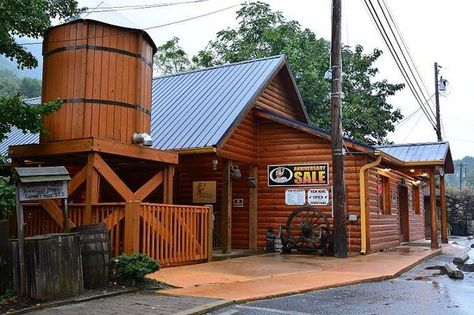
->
[413,185,421,214]
[377,175,391,215]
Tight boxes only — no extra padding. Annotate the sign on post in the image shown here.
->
[18,181,68,201]
[14,166,70,297]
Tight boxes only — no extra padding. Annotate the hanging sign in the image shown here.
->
[268,163,329,187]
[18,181,68,201]
[285,189,306,206]
[307,188,330,206]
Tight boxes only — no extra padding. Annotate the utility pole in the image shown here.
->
[330,0,347,258]
[434,62,442,141]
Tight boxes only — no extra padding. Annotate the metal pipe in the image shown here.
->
[359,154,382,254]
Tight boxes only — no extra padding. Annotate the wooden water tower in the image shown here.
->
[10,20,178,239]
[41,19,155,144]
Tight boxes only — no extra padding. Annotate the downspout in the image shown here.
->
[359,153,382,254]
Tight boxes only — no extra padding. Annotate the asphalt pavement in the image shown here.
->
[213,237,474,315]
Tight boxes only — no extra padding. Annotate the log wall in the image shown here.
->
[367,168,425,252]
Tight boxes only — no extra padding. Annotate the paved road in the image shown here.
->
[214,239,474,315]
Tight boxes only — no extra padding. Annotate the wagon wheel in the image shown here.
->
[285,207,330,253]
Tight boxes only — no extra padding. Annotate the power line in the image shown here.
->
[375,0,436,119]
[18,3,240,46]
[84,0,210,13]
[380,0,436,113]
[362,0,437,130]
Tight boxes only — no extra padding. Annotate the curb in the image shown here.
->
[176,300,234,315]
[6,288,140,315]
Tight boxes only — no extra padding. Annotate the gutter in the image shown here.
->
[359,151,382,255]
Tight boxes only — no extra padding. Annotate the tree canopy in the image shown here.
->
[0,0,82,142]
[154,1,404,145]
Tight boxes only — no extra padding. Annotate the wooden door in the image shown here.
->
[398,185,410,242]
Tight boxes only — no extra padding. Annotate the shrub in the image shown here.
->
[114,253,159,284]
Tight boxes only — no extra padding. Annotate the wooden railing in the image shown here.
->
[21,202,212,267]
[140,203,211,266]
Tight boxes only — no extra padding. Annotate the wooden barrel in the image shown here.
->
[71,223,110,289]
[11,233,83,301]
[41,19,157,144]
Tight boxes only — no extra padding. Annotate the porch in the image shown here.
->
[149,241,442,302]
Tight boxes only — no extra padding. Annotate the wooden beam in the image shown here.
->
[9,137,179,165]
[124,201,140,254]
[249,165,258,250]
[440,175,448,244]
[9,138,94,158]
[221,159,232,254]
[94,154,134,201]
[207,205,214,262]
[40,199,76,229]
[92,138,178,164]
[429,171,439,249]
[84,153,100,225]
[163,166,174,204]
[67,165,87,195]
[134,171,163,201]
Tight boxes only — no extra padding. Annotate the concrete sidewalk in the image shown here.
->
[148,243,442,302]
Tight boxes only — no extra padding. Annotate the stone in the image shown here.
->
[461,259,474,272]
[468,236,474,240]
[470,244,474,248]
[444,263,464,279]
[453,253,470,265]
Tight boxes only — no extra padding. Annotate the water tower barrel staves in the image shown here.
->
[40,20,155,144]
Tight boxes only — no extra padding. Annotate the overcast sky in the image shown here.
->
[77,0,473,159]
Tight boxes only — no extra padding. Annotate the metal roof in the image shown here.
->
[150,55,291,150]
[377,141,454,173]
[0,97,41,156]
[377,142,449,162]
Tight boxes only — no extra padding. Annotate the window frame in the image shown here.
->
[377,174,392,215]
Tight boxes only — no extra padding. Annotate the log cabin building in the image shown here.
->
[3,19,454,267]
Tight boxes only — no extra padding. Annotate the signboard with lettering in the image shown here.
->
[233,198,244,208]
[285,189,306,206]
[18,181,68,201]
[307,188,330,206]
[192,181,217,203]
[268,163,329,187]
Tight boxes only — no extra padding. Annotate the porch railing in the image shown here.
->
[21,202,212,267]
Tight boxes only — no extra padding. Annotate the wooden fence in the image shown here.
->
[20,202,212,267]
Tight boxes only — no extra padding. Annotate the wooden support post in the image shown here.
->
[124,201,141,254]
[163,166,175,204]
[84,153,100,225]
[221,159,232,254]
[15,185,26,296]
[249,165,258,251]
[62,198,69,233]
[440,175,448,244]
[207,205,214,262]
[430,171,439,249]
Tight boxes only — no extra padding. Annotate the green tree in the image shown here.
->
[190,1,404,144]
[154,37,194,75]
[0,0,82,141]
[20,77,42,98]
[0,69,42,99]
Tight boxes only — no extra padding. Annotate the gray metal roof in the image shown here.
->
[377,142,449,162]
[150,55,290,150]
[0,97,41,156]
